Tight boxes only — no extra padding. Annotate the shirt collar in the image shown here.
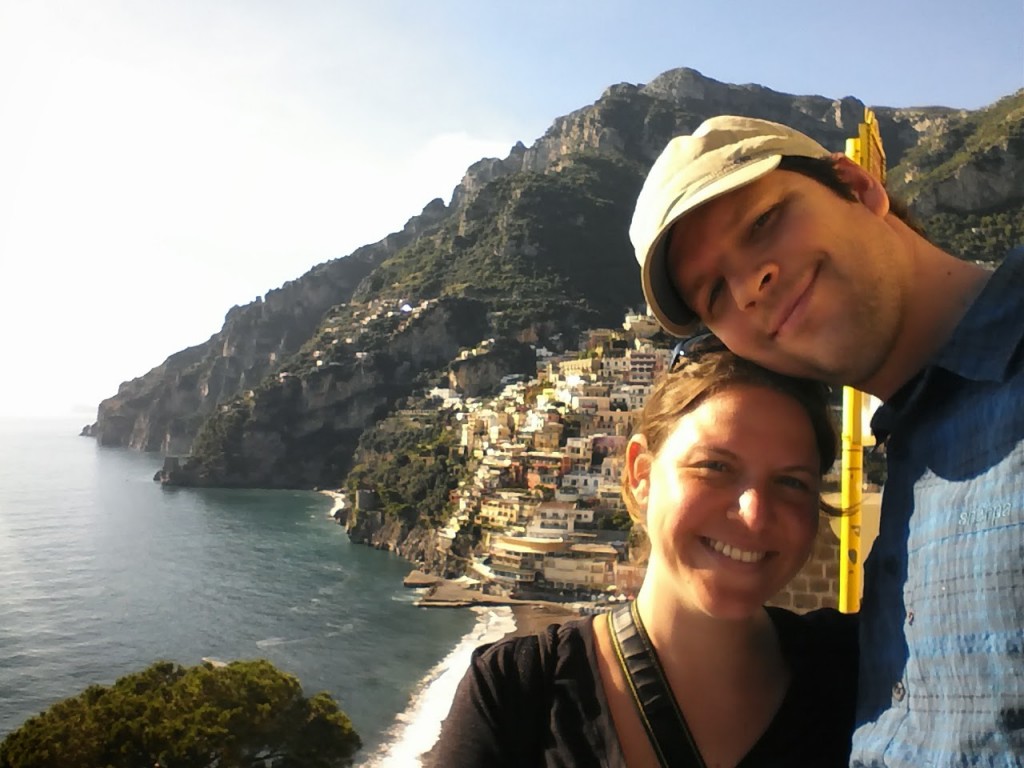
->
[931,247,1024,382]
[871,247,1024,444]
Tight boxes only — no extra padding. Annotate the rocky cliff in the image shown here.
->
[161,298,489,488]
[448,341,537,397]
[344,508,477,578]
[886,92,1024,216]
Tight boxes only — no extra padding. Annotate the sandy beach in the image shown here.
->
[507,602,583,638]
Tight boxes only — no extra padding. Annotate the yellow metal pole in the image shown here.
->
[838,108,885,613]
[839,384,863,611]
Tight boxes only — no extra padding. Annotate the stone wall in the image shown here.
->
[768,520,842,613]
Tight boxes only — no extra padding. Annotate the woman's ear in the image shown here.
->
[626,435,652,511]
[831,153,890,217]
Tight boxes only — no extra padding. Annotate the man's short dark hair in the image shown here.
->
[778,155,926,237]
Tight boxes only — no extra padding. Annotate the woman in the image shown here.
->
[428,350,857,767]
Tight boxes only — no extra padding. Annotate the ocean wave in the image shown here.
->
[325,619,358,638]
[359,606,515,767]
[254,636,305,649]
[317,490,347,519]
[389,591,421,604]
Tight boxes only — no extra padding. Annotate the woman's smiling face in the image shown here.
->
[629,383,822,619]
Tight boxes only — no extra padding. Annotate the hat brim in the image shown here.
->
[641,154,783,337]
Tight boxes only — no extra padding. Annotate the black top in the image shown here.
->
[426,607,858,768]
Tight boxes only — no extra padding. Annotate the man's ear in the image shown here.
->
[626,435,653,511]
[831,153,890,217]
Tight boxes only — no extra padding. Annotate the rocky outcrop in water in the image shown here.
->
[346,508,478,578]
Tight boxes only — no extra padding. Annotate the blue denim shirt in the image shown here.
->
[851,249,1024,767]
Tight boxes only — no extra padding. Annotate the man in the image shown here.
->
[629,115,1024,766]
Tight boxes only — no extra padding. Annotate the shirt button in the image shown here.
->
[893,682,906,702]
[907,610,915,626]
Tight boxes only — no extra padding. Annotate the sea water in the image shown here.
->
[0,418,508,765]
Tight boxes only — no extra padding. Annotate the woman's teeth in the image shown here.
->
[705,537,766,563]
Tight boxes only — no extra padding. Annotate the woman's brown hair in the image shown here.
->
[622,350,839,524]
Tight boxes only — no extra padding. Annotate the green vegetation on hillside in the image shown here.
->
[875,91,1024,261]
[891,91,1024,198]
[0,660,360,768]
[345,406,467,525]
[920,204,1024,262]
[189,398,255,480]
[353,152,646,334]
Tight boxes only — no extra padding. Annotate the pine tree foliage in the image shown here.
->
[0,660,361,768]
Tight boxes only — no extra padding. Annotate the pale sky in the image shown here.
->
[1,0,1021,421]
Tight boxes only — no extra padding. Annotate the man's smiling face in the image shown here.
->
[667,165,909,389]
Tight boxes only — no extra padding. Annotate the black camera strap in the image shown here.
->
[608,601,707,768]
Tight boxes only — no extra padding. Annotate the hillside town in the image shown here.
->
[342,308,672,602]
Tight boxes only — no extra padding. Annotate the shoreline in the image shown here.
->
[315,494,584,643]
[414,576,582,641]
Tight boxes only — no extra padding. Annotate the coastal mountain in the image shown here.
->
[86,67,1024,487]
[84,205,448,454]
